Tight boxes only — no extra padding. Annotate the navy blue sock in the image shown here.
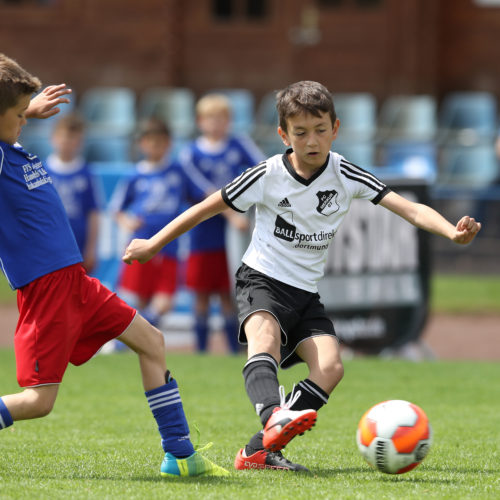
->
[145,379,195,458]
[0,397,13,430]
[194,314,209,352]
[223,314,240,353]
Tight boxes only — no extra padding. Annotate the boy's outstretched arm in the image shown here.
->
[26,84,72,119]
[122,190,228,264]
[379,191,481,245]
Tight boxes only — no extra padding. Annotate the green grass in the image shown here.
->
[0,352,498,499]
[430,274,500,313]
[1,273,500,313]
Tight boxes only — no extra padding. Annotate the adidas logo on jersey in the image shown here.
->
[278,197,291,208]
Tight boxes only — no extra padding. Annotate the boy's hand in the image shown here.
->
[122,238,155,264]
[26,84,72,119]
[452,216,481,244]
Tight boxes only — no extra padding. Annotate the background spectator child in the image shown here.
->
[45,112,100,273]
[178,93,265,353]
[112,118,188,327]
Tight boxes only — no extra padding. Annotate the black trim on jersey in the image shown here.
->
[282,148,330,186]
[222,162,267,212]
[371,186,391,205]
[340,160,386,191]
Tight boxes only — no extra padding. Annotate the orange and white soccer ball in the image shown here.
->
[356,399,432,474]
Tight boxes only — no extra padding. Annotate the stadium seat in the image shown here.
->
[438,91,498,145]
[332,140,376,167]
[80,87,136,135]
[139,87,196,139]
[208,88,255,135]
[438,145,499,188]
[85,136,131,162]
[333,93,377,142]
[253,91,282,156]
[378,95,437,142]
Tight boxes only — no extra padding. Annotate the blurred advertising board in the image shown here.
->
[318,179,431,354]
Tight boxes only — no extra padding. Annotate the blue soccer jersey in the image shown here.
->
[0,141,82,289]
[44,155,99,253]
[110,160,195,258]
[178,135,264,252]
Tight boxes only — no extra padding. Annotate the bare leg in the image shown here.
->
[118,313,166,391]
[295,335,344,394]
[2,384,59,421]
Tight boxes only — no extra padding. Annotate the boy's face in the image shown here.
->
[0,94,31,145]
[51,128,84,162]
[278,111,339,172]
[139,133,170,163]
[197,110,230,141]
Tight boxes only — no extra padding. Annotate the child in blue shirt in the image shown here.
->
[113,118,198,327]
[0,53,227,478]
[45,112,99,273]
[178,93,265,353]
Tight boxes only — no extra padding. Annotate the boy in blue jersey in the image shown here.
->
[123,80,481,472]
[0,53,227,478]
[113,118,194,327]
[45,112,99,273]
[178,93,265,353]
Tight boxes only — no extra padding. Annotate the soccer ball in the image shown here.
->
[356,399,432,474]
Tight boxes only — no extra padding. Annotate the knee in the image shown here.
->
[144,325,165,358]
[315,358,344,394]
[25,390,55,418]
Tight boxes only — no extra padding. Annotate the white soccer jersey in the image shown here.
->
[222,150,390,292]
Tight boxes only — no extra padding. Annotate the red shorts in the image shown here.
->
[15,264,136,387]
[118,254,177,300]
[185,250,230,293]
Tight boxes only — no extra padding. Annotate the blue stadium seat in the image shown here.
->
[208,88,255,135]
[438,145,499,188]
[139,87,195,139]
[332,140,376,167]
[438,92,498,145]
[253,91,282,156]
[333,93,377,142]
[378,95,437,142]
[80,87,136,135]
[85,136,131,162]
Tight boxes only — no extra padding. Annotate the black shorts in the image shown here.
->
[235,263,337,369]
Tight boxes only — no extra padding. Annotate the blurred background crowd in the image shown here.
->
[1,0,499,353]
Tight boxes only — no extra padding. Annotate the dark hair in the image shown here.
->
[0,53,41,114]
[53,112,86,134]
[136,117,171,139]
[276,81,336,132]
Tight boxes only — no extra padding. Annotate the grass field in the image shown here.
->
[1,273,499,313]
[0,351,498,499]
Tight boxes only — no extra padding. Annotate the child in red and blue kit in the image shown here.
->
[178,93,265,353]
[113,118,204,327]
[0,53,227,478]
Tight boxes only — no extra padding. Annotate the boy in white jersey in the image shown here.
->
[123,81,481,472]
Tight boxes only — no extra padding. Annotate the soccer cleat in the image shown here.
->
[234,448,310,472]
[161,445,229,478]
[262,385,317,452]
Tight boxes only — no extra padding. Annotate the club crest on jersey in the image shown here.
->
[274,212,296,242]
[316,189,339,216]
